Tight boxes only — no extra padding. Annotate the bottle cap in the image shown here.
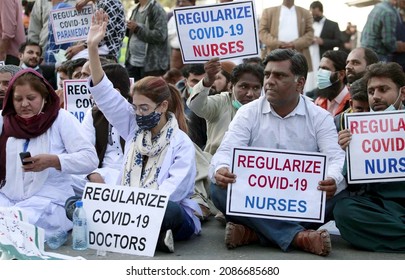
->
[75,200,83,207]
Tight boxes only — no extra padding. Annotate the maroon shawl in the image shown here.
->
[0,68,60,182]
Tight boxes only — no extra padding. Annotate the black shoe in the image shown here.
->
[156,229,174,253]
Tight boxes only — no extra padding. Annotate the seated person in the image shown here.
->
[335,62,405,252]
[210,49,347,256]
[0,68,98,243]
[334,77,370,132]
[68,63,131,198]
[0,65,22,108]
[187,58,264,155]
[86,10,201,253]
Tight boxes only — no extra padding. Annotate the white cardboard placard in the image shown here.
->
[227,147,327,223]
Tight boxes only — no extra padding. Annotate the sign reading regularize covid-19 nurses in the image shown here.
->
[174,0,260,63]
[50,5,94,45]
[228,148,327,223]
[345,111,405,184]
[63,79,94,123]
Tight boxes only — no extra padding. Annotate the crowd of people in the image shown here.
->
[0,0,404,256]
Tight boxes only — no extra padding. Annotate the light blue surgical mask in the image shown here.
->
[232,100,242,110]
[317,68,333,89]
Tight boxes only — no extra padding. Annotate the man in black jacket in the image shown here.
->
[306,1,342,93]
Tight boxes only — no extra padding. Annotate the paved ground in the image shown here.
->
[51,217,405,260]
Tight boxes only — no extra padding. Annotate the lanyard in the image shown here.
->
[23,139,30,152]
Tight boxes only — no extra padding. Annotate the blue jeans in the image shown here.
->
[211,182,347,251]
[160,201,195,241]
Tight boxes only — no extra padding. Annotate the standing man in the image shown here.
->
[315,50,350,117]
[361,0,405,62]
[345,47,379,86]
[210,49,347,256]
[0,0,25,65]
[259,0,314,71]
[126,0,170,81]
[306,1,342,92]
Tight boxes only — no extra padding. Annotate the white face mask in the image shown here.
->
[317,69,333,89]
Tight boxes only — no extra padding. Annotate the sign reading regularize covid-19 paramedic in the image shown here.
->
[174,0,260,63]
[50,5,93,45]
[228,148,327,223]
[63,79,94,123]
[345,111,405,184]
[82,183,169,257]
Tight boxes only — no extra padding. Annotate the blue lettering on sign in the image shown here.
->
[365,157,405,174]
[189,26,225,40]
[71,111,85,123]
[57,27,89,40]
[244,196,307,213]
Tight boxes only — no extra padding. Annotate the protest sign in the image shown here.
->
[345,111,405,184]
[227,147,327,223]
[173,0,260,63]
[63,79,94,123]
[50,5,94,45]
[82,183,169,257]
[0,207,83,260]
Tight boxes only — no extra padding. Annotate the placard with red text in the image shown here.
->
[228,147,327,223]
[173,0,260,63]
[345,111,405,184]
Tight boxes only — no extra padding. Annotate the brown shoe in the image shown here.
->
[225,222,258,249]
[293,229,332,256]
[195,204,211,221]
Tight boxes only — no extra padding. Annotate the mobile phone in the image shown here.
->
[19,152,33,165]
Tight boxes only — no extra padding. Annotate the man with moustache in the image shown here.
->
[315,50,350,116]
[335,62,405,252]
[18,41,43,73]
[209,49,346,256]
[345,47,379,86]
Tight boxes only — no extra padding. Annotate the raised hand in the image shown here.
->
[87,9,108,49]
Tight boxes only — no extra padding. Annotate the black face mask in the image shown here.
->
[313,16,323,22]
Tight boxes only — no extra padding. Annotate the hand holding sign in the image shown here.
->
[338,129,352,150]
[215,167,236,189]
[317,177,337,199]
[203,57,221,87]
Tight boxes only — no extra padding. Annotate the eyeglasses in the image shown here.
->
[130,102,161,115]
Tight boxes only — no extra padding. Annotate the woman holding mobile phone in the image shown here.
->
[0,68,98,244]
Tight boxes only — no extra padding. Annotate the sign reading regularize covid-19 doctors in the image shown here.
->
[82,183,169,257]
[50,5,94,45]
[228,148,327,223]
[63,79,95,123]
[345,111,405,184]
[174,0,260,63]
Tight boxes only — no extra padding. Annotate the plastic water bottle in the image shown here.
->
[72,200,88,250]
[47,230,68,249]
